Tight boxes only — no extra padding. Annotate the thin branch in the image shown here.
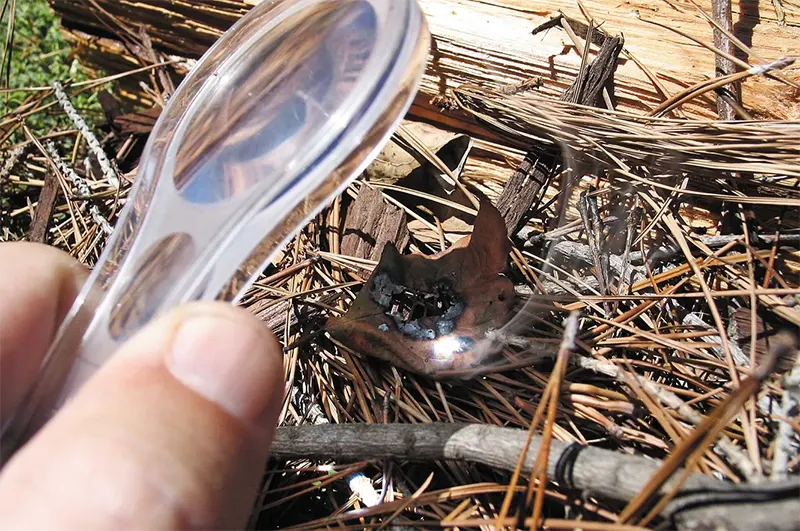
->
[269,423,800,530]
[711,0,740,121]
[0,144,25,185]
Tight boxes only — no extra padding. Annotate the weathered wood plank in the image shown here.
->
[50,0,800,122]
[48,0,800,241]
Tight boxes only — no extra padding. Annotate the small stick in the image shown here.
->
[617,206,641,301]
[680,0,800,103]
[578,191,609,294]
[523,215,620,243]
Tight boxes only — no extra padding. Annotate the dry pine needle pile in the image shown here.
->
[1,0,799,529]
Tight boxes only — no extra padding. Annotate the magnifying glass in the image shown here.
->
[1,0,430,462]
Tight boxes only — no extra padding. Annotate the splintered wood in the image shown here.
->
[52,0,800,121]
[496,25,624,234]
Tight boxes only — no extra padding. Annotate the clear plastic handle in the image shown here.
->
[0,0,429,463]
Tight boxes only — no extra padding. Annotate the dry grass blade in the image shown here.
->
[375,472,434,530]
[494,316,580,528]
[454,84,800,179]
[661,212,740,385]
[649,57,796,117]
[395,123,480,210]
[0,0,15,93]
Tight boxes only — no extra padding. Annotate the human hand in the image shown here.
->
[0,242,284,529]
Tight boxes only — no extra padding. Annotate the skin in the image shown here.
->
[0,242,284,530]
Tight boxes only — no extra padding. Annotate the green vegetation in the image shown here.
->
[1,0,111,240]
[1,0,104,138]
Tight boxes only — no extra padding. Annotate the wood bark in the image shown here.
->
[26,171,59,243]
[495,150,556,234]
[341,185,409,262]
[560,34,624,107]
[712,0,740,121]
[497,31,624,235]
[271,423,800,531]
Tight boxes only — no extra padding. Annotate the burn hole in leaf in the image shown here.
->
[370,272,465,340]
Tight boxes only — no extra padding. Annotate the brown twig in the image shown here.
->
[711,0,740,121]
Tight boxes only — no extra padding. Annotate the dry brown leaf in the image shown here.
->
[327,201,514,377]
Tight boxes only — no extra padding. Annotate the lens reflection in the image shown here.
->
[172,0,378,204]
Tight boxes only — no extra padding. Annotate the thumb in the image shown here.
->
[0,302,284,530]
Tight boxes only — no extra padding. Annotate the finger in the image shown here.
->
[0,242,87,419]
[0,302,285,530]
